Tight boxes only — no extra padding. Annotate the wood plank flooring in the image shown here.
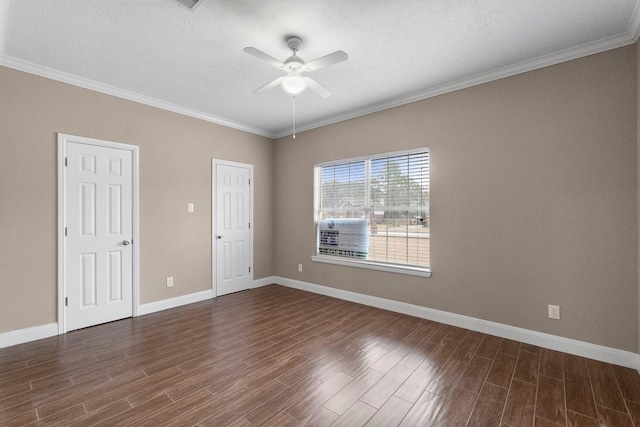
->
[1,284,639,426]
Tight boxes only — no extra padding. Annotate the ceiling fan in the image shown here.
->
[244,36,348,98]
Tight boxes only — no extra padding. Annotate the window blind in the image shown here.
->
[315,149,429,268]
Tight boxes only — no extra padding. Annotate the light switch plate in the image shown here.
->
[188,203,194,213]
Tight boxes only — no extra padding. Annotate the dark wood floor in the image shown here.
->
[1,285,639,426]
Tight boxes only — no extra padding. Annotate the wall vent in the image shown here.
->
[174,0,203,11]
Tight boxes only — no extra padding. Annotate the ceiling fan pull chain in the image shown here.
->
[293,96,296,139]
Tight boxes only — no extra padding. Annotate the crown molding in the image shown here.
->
[2,15,638,141]
[0,55,276,139]
[629,0,640,41]
[0,1,8,57]
[273,31,638,139]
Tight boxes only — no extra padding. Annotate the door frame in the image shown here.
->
[57,133,140,334]
[211,159,254,296]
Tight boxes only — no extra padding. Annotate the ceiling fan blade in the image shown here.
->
[243,47,284,68]
[252,76,285,94]
[304,77,332,98]
[306,51,348,71]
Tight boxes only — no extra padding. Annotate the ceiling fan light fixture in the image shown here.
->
[282,72,307,94]
[245,35,346,98]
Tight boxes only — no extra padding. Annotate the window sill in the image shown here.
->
[311,255,432,278]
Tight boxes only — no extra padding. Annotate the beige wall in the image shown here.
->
[0,66,274,333]
[2,45,639,354]
[274,45,638,352]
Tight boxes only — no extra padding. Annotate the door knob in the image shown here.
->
[217,235,223,239]
[122,240,130,245]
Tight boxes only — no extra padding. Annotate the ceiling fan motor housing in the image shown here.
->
[284,55,306,71]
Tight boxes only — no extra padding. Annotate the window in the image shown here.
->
[313,148,430,277]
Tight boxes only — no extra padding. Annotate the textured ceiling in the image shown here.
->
[1,0,639,138]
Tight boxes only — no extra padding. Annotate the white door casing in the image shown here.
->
[213,160,253,296]
[58,134,139,333]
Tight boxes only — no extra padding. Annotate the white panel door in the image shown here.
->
[215,163,252,296]
[66,142,133,331]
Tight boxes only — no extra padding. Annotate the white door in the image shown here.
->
[64,140,134,331]
[214,161,253,296]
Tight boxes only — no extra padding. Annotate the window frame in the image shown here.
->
[312,148,431,278]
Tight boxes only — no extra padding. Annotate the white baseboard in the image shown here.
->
[0,281,273,348]
[137,289,213,316]
[0,323,58,349]
[274,276,640,370]
[3,281,638,372]
[252,276,276,289]
[136,278,276,316]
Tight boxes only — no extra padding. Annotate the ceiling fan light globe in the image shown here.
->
[282,74,307,94]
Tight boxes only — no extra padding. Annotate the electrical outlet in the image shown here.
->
[167,276,174,287]
[298,263,303,272]
[548,304,560,320]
